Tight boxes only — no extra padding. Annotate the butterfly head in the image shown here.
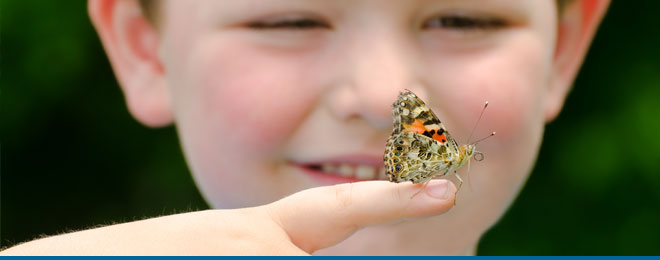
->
[465,131,495,163]
[458,144,477,167]
[460,136,491,168]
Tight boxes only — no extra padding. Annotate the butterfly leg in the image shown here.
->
[453,172,464,205]
[455,172,464,191]
[410,167,448,199]
[410,180,431,199]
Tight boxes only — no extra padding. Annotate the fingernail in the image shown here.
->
[426,180,449,199]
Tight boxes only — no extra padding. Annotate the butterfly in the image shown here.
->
[383,90,493,195]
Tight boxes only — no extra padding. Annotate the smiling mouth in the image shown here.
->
[298,162,388,182]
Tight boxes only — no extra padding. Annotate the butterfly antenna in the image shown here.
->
[473,132,496,145]
[466,101,489,144]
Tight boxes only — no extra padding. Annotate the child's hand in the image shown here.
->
[2,180,455,255]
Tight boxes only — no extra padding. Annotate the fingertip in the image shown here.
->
[406,180,457,218]
[425,179,451,199]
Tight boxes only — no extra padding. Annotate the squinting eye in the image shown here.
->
[247,17,330,30]
[423,15,506,30]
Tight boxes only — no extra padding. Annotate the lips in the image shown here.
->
[291,155,388,185]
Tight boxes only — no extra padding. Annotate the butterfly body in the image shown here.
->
[384,90,476,185]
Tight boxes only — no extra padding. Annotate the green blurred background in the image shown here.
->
[2,1,659,255]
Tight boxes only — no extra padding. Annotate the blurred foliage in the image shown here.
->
[1,0,207,246]
[1,0,659,255]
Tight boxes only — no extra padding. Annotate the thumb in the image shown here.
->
[267,179,456,253]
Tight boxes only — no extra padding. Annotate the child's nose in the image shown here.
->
[327,34,423,129]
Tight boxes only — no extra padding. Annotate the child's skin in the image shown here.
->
[2,0,609,255]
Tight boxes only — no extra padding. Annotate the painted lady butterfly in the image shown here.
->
[383,90,493,193]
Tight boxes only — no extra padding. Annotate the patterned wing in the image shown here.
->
[384,90,461,183]
[385,132,452,183]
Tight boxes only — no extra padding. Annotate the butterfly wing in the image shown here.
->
[384,90,461,183]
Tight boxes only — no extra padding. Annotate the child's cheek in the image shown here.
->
[189,39,318,152]
[487,39,549,143]
[437,35,550,143]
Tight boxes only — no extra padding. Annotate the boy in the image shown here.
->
[2,0,609,255]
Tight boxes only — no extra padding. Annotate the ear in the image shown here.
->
[545,0,610,122]
[88,0,173,127]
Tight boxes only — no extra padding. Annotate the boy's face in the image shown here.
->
[96,0,607,254]
[164,0,554,205]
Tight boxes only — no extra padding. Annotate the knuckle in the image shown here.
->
[332,184,354,212]
[331,184,362,231]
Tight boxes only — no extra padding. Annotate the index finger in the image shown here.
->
[267,180,456,253]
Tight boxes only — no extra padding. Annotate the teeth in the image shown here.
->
[356,165,376,180]
[337,164,353,177]
[322,164,337,173]
[317,163,385,180]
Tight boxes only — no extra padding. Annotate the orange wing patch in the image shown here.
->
[433,132,447,144]
[403,119,428,135]
[403,119,447,144]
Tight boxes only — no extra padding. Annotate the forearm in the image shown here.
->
[1,211,216,255]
